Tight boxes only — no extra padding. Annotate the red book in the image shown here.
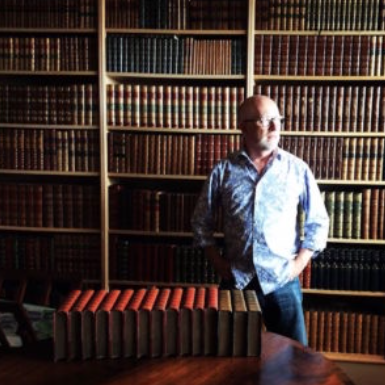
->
[165,287,183,356]
[110,289,134,358]
[204,287,219,355]
[54,290,82,361]
[80,290,107,360]
[68,289,97,360]
[124,288,146,357]
[180,287,196,356]
[151,288,171,357]
[137,287,159,358]
[192,287,206,356]
[95,290,121,359]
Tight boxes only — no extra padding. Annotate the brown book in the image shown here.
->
[354,313,364,354]
[244,290,262,357]
[346,312,356,353]
[370,188,379,240]
[309,309,318,350]
[331,311,340,352]
[342,86,352,132]
[231,289,247,356]
[339,311,349,353]
[306,36,316,76]
[362,188,371,239]
[324,311,333,352]
[280,35,290,76]
[218,290,232,356]
[369,314,379,355]
[262,35,273,75]
[333,36,344,76]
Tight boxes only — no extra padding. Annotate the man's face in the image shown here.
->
[241,115,282,152]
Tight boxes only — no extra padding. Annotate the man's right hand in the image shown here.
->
[204,246,233,280]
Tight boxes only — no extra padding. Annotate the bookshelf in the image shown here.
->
[0,0,102,281]
[0,0,384,364]
[253,0,385,364]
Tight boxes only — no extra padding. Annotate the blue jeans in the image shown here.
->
[220,276,308,346]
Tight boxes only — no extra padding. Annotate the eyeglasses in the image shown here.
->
[243,116,285,128]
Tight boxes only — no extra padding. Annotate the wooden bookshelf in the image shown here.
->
[0,0,384,364]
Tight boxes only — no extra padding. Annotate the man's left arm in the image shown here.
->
[289,248,313,280]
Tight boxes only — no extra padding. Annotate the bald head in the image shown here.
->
[238,95,282,155]
[238,95,280,125]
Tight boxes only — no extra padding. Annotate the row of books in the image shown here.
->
[280,137,385,181]
[0,36,97,72]
[0,234,101,278]
[255,35,384,76]
[0,128,100,172]
[0,84,99,125]
[324,189,385,240]
[106,0,247,30]
[109,187,204,232]
[256,0,385,31]
[0,0,97,28]
[254,84,385,133]
[106,35,246,74]
[304,309,385,355]
[311,248,385,292]
[106,83,245,129]
[0,235,100,279]
[111,241,220,284]
[54,287,262,361]
[0,183,100,228]
[108,132,242,175]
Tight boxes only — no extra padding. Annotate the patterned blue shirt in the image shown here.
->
[191,148,329,294]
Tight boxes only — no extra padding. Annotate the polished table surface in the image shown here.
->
[0,332,354,385]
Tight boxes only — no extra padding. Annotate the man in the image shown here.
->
[191,95,329,345]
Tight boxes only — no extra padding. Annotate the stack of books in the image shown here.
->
[53,286,262,361]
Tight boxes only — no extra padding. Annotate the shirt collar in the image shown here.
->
[236,147,282,164]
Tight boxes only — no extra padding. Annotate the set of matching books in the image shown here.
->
[106,0,247,30]
[106,83,244,129]
[0,0,97,28]
[0,128,99,172]
[106,35,245,75]
[324,189,385,240]
[109,187,223,232]
[305,308,385,355]
[312,247,385,292]
[281,137,385,181]
[54,287,262,361]
[255,84,385,133]
[111,240,219,284]
[0,36,97,72]
[0,183,100,229]
[108,132,242,175]
[255,35,383,76]
[256,0,385,31]
[0,84,98,125]
[0,234,101,279]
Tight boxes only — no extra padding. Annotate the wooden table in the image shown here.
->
[0,332,354,385]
